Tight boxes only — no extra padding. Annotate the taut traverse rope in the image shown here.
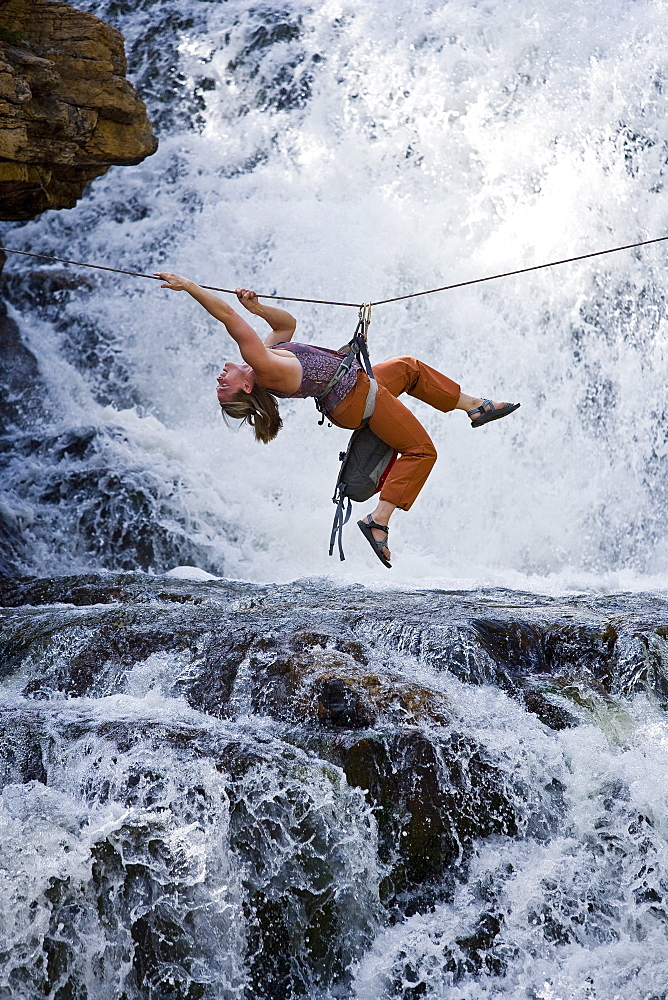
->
[0,247,360,307]
[1,234,667,309]
[368,235,668,305]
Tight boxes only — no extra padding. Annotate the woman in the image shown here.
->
[156,272,519,568]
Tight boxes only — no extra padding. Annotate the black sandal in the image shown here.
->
[357,516,392,569]
[467,399,520,428]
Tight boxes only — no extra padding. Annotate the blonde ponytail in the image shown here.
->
[219,384,283,443]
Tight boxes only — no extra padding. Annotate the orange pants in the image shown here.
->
[330,356,460,511]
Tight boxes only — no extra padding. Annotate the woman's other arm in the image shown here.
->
[235,289,297,346]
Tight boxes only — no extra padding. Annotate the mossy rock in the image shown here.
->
[341,731,517,912]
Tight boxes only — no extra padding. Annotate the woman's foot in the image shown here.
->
[466,399,520,428]
[358,515,392,568]
[370,523,391,561]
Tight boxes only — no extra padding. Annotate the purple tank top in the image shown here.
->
[265,342,360,413]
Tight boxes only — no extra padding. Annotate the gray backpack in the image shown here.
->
[329,420,397,560]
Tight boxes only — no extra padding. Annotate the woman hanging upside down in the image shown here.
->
[156,272,520,568]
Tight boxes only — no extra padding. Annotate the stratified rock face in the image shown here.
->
[0,0,158,220]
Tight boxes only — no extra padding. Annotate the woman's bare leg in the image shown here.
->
[456,391,482,411]
[456,391,516,417]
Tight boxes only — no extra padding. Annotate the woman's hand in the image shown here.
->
[155,272,193,292]
[236,288,261,313]
[236,288,296,342]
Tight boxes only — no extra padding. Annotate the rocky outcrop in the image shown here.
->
[0,0,157,220]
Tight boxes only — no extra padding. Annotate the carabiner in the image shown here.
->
[358,302,372,336]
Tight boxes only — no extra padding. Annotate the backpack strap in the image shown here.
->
[329,493,353,560]
[314,341,358,423]
[324,305,375,559]
[361,377,378,424]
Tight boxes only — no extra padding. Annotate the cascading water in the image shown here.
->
[3,0,668,585]
[2,577,668,998]
[2,2,668,998]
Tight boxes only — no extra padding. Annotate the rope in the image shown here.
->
[2,234,667,310]
[0,246,361,308]
[369,235,668,306]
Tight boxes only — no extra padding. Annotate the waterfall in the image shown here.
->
[2,0,668,586]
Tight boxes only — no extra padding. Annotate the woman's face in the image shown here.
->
[216,362,255,403]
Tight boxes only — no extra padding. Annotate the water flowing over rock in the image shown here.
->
[2,574,668,997]
[0,0,157,219]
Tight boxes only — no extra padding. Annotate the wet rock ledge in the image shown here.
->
[2,573,668,993]
[0,0,157,219]
[3,574,668,738]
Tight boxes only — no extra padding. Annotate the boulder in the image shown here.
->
[0,0,157,219]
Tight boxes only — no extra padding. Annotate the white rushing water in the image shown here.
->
[4,0,668,587]
[2,601,668,999]
[0,691,383,998]
[352,679,668,1000]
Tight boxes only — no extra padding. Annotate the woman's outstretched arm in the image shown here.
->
[156,273,299,387]
[236,289,297,346]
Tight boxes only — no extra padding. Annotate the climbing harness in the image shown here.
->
[314,302,373,423]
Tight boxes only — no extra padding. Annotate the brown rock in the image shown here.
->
[0,0,158,220]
